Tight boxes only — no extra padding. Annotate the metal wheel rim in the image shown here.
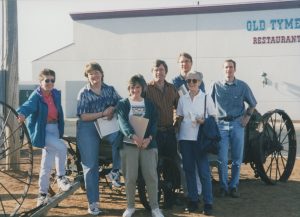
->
[0,101,33,216]
[255,110,297,184]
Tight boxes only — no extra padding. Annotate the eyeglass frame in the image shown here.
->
[186,79,198,84]
[44,79,55,83]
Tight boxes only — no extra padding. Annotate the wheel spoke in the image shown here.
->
[254,110,297,184]
[275,153,282,180]
[0,101,33,216]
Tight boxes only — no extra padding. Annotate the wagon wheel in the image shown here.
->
[137,157,180,210]
[253,109,297,184]
[0,101,33,216]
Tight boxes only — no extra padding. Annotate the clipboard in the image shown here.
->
[94,115,119,138]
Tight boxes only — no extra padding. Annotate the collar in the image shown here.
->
[37,86,53,97]
[42,91,52,98]
[87,82,107,90]
[148,80,171,87]
[184,90,204,99]
[221,78,237,86]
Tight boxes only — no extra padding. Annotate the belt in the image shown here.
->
[218,115,242,122]
[47,120,58,124]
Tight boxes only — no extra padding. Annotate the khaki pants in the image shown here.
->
[120,144,158,209]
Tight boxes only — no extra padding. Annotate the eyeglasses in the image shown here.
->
[45,79,55,83]
[186,79,198,84]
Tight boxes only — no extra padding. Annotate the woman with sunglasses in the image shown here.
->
[176,71,216,215]
[17,68,71,207]
[172,52,204,206]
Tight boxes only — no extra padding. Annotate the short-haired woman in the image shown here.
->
[76,61,122,215]
[116,74,164,217]
[17,68,71,206]
[176,71,215,215]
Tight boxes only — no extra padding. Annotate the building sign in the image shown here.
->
[246,18,300,44]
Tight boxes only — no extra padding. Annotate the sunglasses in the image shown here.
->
[45,79,55,83]
[186,79,198,84]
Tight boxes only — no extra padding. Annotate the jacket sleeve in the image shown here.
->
[16,91,39,117]
[116,99,135,138]
[146,100,158,138]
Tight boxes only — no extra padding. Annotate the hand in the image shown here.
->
[241,115,251,127]
[141,138,151,149]
[103,106,115,120]
[17,114,26,123]
[132,134,143,148]
[196,117,205,125]
[174,116,183,133]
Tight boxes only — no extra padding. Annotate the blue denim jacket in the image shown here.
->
[17,87,64,148]
[211,78,257,118]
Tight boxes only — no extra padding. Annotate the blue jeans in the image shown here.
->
[77,120,121,204]
[179,140,213,205]
[217,119,244,191]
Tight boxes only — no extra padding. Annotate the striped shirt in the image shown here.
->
[145,80,179,128]
[77,83,121,116]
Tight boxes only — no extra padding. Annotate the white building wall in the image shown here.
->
[33,6,300,119]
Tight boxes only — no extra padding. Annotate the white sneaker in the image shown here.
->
[88,202,103,215]
[57,176,72,191]
[122,208,135,217]
[36,193,48,207]
[107,170,122,188]
[151,208,164,217]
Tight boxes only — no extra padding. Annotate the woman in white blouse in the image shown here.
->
[176,71,216,216]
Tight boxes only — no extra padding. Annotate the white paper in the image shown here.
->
[178,84,188,96]
[94,115,119,138]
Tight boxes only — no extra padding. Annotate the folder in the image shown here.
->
[123,116,149,143]
[94,115,119,138]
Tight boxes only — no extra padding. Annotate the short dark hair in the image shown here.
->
[128,74,147,97]
[84,61,104,81]
[178,52,193,63]
[152,59,168,73]
[224,59,236,69]
[39,68,55,81]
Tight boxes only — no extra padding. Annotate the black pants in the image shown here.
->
[156,128,178,206]
[156,128,177,159]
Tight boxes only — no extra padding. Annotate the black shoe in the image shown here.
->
[173,196,185,206]
[184,201,198,212]
[229,188,240,198]
[219,188,228,198]
[203,204,213,216]
[163,200,173,209]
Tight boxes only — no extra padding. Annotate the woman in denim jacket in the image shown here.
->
[17,68,71,206]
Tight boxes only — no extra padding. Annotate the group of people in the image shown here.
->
[17,52,257,217]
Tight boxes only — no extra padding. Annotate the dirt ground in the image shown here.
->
[16,156,300,217]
